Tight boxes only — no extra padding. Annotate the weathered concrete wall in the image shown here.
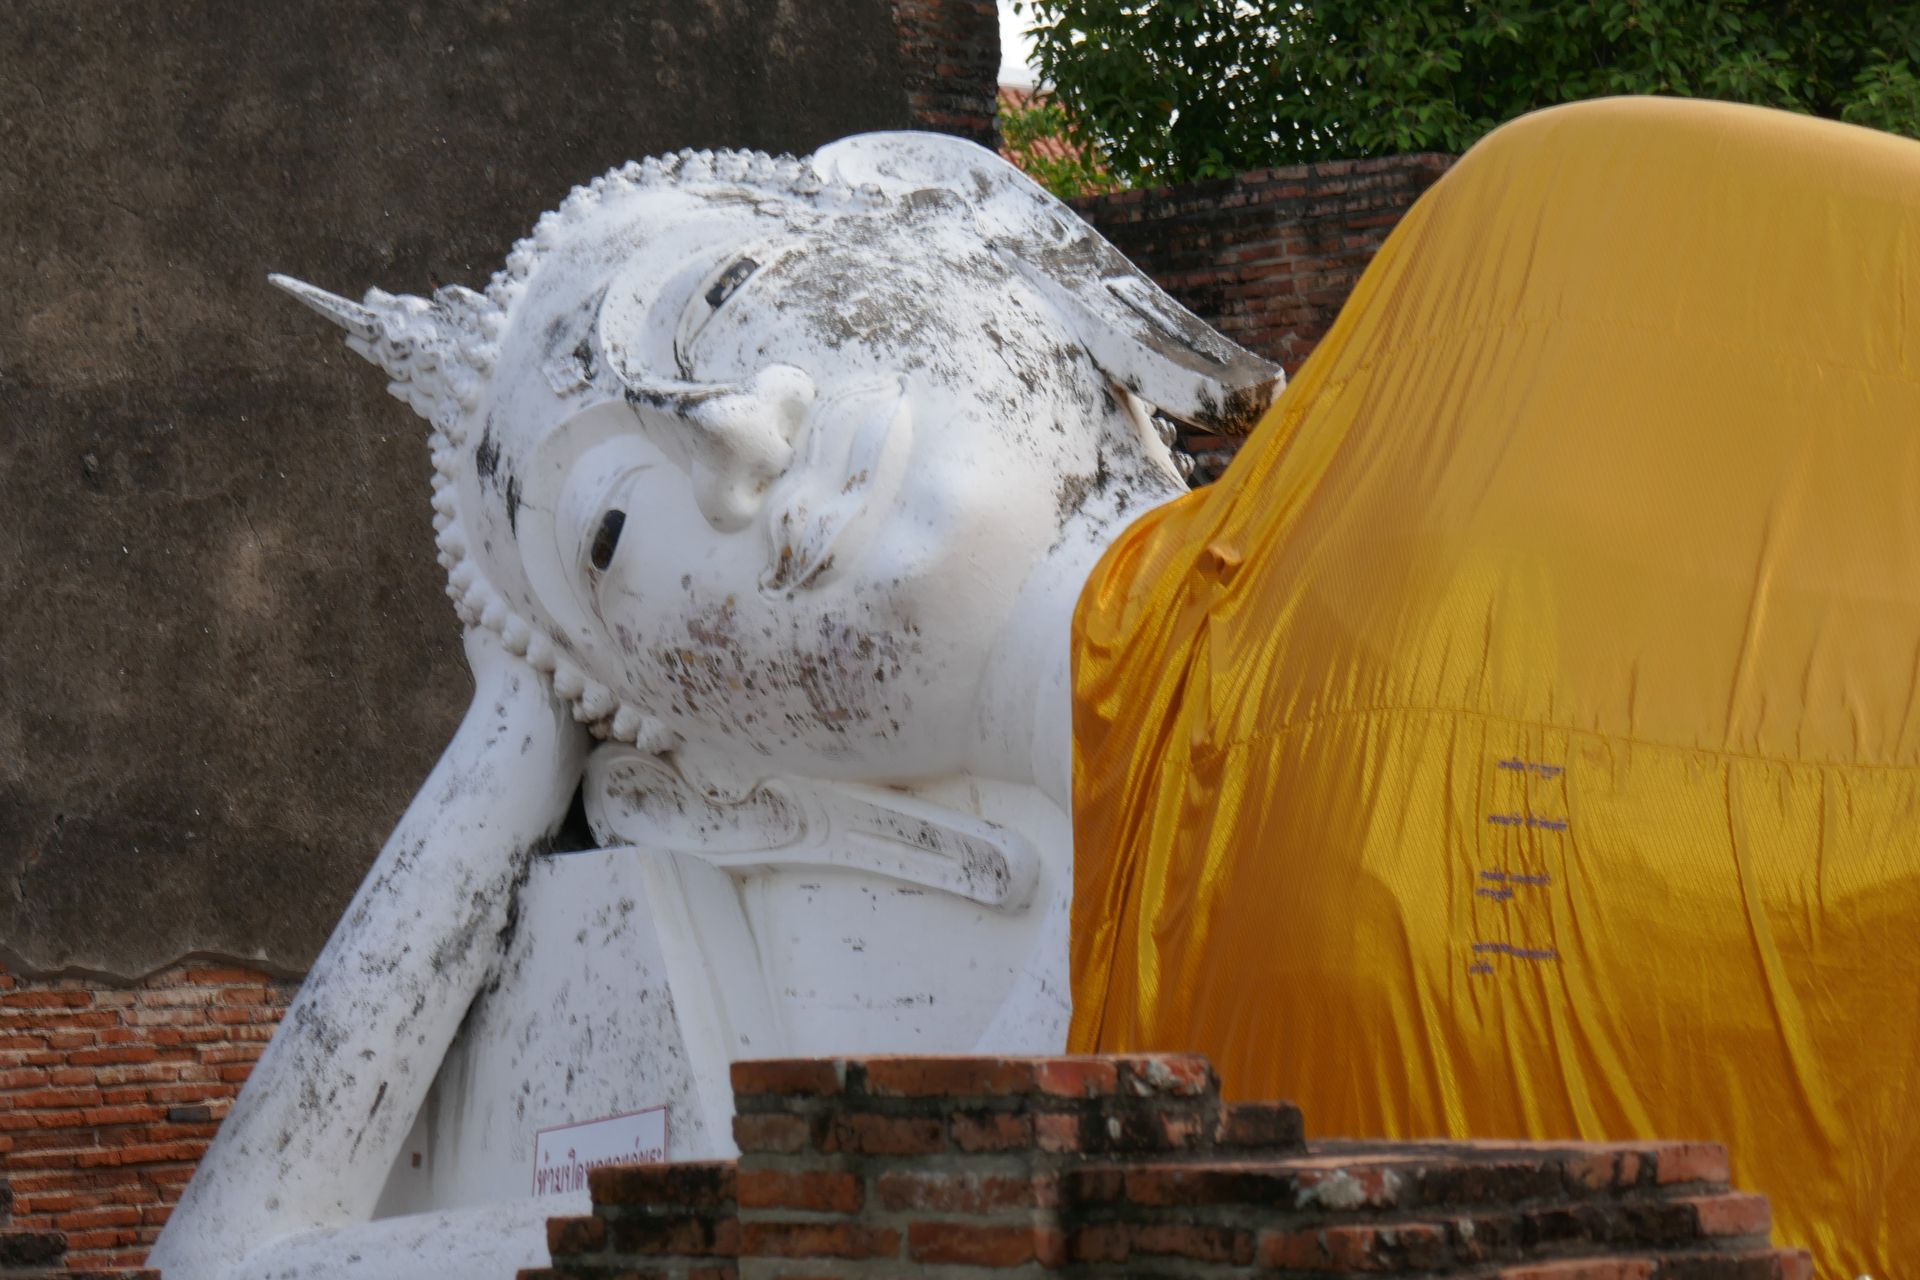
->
[0,0,937,978]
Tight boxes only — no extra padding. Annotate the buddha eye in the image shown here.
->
[589,509,626,572]
[704,257,759,310]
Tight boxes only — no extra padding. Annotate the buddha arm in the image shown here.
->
[148,630,586,1280]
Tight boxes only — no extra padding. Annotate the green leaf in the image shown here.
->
[1014,0,1920,181]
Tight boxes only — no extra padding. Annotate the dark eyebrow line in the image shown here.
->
[669,244,793,377]
[704,257,760,309]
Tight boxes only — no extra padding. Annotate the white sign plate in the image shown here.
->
[531,1105,669,1197]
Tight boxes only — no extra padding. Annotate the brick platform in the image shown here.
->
[523,1054,1809,1278]
[0,1170,155,1280]
[0,963,293,1270]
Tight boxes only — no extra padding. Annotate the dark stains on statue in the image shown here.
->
[474,426,502,484]
[1194,377,1281,437]
[1055,444,1114,524]
[648,591,917,755]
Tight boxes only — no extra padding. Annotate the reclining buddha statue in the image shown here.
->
[154,98,1918,1279]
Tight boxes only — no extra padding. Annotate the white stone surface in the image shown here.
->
[370,845,706,1219]
[152,131,1280,1280]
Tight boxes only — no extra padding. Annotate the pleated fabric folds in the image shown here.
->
[1070,98,1920,1278]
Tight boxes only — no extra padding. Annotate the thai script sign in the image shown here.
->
[531,1105,669,1196]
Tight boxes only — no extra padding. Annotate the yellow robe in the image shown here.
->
[1071,98,1920,1278]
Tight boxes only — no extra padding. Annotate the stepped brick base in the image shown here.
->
[523,1054,1809,1279]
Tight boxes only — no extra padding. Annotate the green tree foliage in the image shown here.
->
[1014,1,1920,185]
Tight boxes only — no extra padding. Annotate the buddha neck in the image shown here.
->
[968,459,1187,811]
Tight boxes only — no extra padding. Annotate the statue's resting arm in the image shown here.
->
[147,630,586,1280]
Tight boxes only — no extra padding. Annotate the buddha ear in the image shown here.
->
[997,238,1282,436]
[813,131,1282,436]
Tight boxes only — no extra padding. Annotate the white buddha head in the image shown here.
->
[275,133,1279,785]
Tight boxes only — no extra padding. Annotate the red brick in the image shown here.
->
[61,1225,141,1251]
[92,1064,189,1087]
[1217,1100,1305,1149]
[145,1084,229,1105]
[1566,1148,1645,1192]
[590,1161,735,1209]
[67,1047,160,1067]
[1034,1111,1085,1153]
[824,1113,945,1156]
[1500,1262,1659,1280]
[1654,1143,1731,1187]
[544,1214,606,1255]
[950,1108,1032,1152]
[739,1221,898,1260]
[196,1045,264,1065]
[737,1168,861,1213]
[1115,1054,1214,1098]
[606,1213,739,1256]
[16,1191,106,1216]
[732,1112,815,1155]
[2,991,94,1009]
[74,1140,203,1167]
[1258,1222,1444,1271]
[1070,1222,1129,1264]
[1133,1222,1254,1265]
[1776,1250,1815,1280]
[1685,1193,1771,1238]
[729,1059,844,1098]
[862,1056,1037,1097]
[1033,1058,1118,1099]
[6,1087,101,1110]
[907,1221,1062,1267]
[19,1012,117,1031]
[1157,1110,1206,1148]
[53,1206,142,1231]
[874,1171,1048,1213]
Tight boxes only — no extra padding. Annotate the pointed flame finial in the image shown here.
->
[268,272,503,436]
[268,274,381,343]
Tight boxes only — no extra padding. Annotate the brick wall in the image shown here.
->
[891,0,1001,147]
[0,964,294,1271]
[0,1167,156,1280]
[528,1053,1810,1279]
[1072,154,1454,480]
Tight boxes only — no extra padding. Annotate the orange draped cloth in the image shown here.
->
[1070,98,1920,1278]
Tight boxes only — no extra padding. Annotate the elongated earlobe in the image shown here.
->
[1000,244,1281,436]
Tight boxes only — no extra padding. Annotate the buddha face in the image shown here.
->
[473,182,1172,782]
